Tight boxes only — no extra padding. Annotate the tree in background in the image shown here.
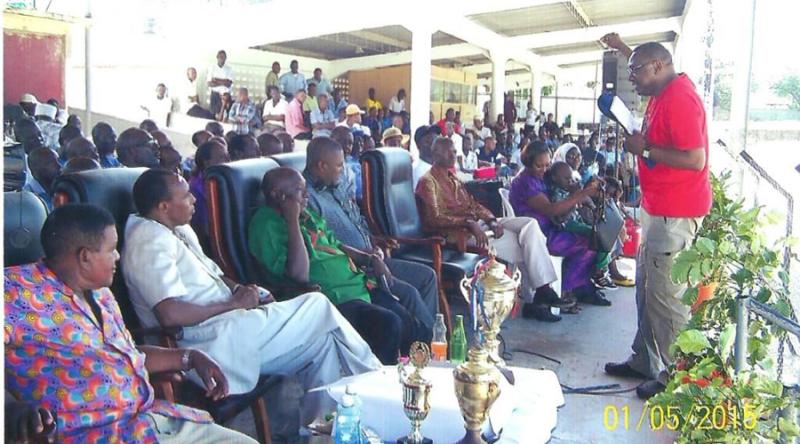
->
[771,74,800,111]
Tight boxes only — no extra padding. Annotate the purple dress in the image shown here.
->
[189,173,208,232]
[509,172,596,293]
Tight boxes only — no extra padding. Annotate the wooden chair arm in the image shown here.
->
[132,325,184,341]
[149,371,184,404]
[449,229,489,256]
[391,235,446,246]
[370,235,400,251]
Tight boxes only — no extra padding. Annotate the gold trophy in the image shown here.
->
[459,254,521,366]
[453,347,502,444]
[396,342,433,444]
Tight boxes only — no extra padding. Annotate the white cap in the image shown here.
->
[34,103,57,119]
[20,93,38,103]
[340,394,354,408]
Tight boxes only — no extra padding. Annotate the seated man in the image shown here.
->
[122,169,381,429]
[249,162,431,364]
[416,136,570,315]
[302,135,438,327]
[5,203,254,443]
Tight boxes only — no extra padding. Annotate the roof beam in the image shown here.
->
[349,30,410,50]
[327,43,486,77]
[458,0,565,17]
[436,15,560,75]
[509,16,682,48]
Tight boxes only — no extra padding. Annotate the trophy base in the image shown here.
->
[455,429,485,444]
[396,437,433,444]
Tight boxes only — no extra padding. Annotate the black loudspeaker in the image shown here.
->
[602,50,640,110]
[602,51,618,93]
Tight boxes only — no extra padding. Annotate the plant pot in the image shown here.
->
[691,282,718,312]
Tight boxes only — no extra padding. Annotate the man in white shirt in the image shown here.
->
[310,94,337,138]
[387,89,406,116]
[261,86,288,133]
[141,83,173,128]
[411,125,439,188]
[179,67,199,113]
[465,117,492,150]
[122,168,381,428]
[206,50,234,116]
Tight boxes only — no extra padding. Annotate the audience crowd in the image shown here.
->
[4,46,644,443]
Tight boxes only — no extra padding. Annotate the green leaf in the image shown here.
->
[718,324,736,362]
[682,286,699,306]
[695,237,716,255]
[675,330,711,355]
[779,417,800,437]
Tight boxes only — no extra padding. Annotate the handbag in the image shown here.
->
[590,199,625,253]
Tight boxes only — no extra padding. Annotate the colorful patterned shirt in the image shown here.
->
[415,166,494,243]
[4,262,212,443]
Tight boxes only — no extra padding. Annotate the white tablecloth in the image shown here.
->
[318,364,564,443]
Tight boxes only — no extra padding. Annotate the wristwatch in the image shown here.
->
[181,349,192,371]
[642,147,652,159]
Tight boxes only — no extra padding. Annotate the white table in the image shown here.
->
[319,364,564,443]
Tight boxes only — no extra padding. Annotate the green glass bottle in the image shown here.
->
[450,315,467,364]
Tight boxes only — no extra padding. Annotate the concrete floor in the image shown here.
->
[224,261,678,443]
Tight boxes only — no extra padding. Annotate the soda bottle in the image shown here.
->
[431,313,447,361]
[450,315,467,364]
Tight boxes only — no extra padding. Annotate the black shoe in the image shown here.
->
[533,286,576,308]
[522,303,562,322]
[592,273,618,291]
[604,361,647,379]
[636,380,666,400]
[576,288,612,306]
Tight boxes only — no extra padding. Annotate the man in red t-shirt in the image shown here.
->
[601,34,711,400]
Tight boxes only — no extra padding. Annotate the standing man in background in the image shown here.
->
[265,61,281,95]
[207,50,234,116]
[308,68,332,97]
[279,60,307,102]
[601,34,711,400]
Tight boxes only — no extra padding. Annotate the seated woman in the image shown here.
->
[509,140,612,309]
[552,143,582,182]
[546,161,617,290]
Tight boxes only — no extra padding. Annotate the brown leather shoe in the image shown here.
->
[604,361,647,379]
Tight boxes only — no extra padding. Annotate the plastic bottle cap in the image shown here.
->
[341,394,354,408]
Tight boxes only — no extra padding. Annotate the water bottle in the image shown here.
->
[333,394,362,444]
[450,315,467,364]
[431,313,448,361]
[345,385,362,416]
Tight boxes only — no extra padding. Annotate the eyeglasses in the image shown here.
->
[627,60,655,75]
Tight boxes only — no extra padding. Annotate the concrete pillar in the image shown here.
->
[490,50,507,125]
[410,24,433,153]
[529,68,540,112]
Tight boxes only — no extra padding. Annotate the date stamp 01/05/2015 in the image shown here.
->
[602,402,759,432]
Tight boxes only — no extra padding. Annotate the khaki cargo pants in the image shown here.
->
[626,209,704,382]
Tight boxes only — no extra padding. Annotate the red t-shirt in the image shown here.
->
[638,73,711,218]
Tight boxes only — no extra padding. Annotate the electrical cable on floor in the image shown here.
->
[499,337,639,396]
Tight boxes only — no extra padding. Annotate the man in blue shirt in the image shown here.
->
[310,94,337,138]
[22,147,61,210]
[228,87,259,135]
[91,122,122,168]
[279,60,307,101]
[308,68,332,97]
[305,132,439,325]
[331,88,349,118]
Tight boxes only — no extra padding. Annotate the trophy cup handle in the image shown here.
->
[459,276,472,304]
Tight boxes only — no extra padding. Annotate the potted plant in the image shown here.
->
[649,171,800,443]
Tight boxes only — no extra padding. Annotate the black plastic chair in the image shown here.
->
[360,148,482,331]
[4,191,48,267]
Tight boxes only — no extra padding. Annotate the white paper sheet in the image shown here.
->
[610,96,642,134]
